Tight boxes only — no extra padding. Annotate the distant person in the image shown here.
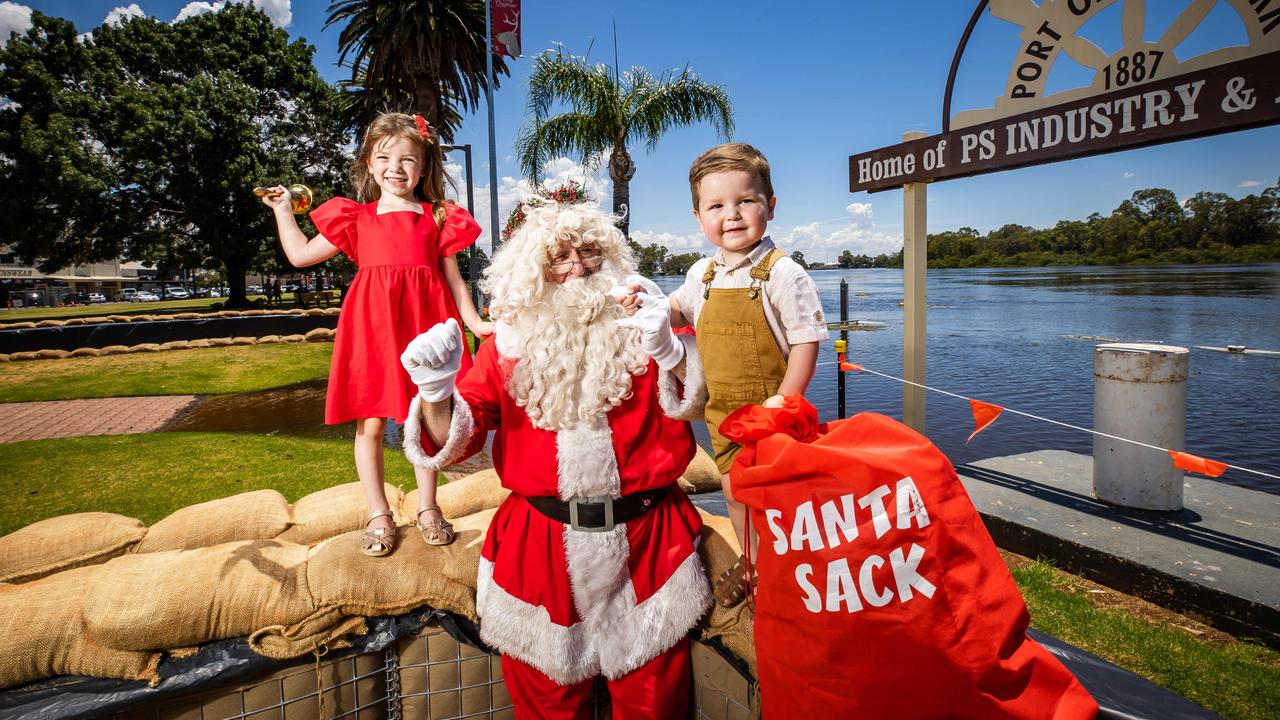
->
[624,143,828,607]
[261,111,492,557]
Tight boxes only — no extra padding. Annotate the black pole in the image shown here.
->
[444,143,481,313]
[839,277,848,419]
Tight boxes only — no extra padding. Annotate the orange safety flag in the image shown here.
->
[721,397,1098,720]
[837,353,862,372]
[1169,450,1228,477]
[967,398,1005,444]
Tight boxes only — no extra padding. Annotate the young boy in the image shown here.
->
[671,143,828,605]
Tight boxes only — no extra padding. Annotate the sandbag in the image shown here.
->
[722,398,1097,719]
[304,508,494,622]
[696,510,755,675]
[279,482,405,546]
[0,565,159,689]
[135,489,292,553]
[401,469,510,520]
[679,445,722,494]
[0,512,146,584]
[82,539,314,652]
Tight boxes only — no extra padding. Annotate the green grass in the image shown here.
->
[1013,560,1280,720]
[0,343,333,401]
[0,432,420,534]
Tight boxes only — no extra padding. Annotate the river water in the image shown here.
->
[655,263,1280,495]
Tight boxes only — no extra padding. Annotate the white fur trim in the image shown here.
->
[595,549,712,679]
[476,559,600,684]
[657,334,707,421]
[475,528,712,685]
[401,390,476,471]
[555,422,621,500]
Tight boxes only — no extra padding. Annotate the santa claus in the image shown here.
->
[399,200,711,718]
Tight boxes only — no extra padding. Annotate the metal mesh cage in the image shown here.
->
[397,625,514,719]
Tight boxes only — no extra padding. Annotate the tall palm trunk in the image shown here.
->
[609,144,636,237]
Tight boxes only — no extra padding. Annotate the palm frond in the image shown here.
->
[525,46,618,120]
[515,112,613,178]
[626,67,734,151]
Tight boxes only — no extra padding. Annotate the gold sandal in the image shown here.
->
[417,505,456,547]
[361,509,397,557]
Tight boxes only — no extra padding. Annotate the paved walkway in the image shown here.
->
[0,396,200,443]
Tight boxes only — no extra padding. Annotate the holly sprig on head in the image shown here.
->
[502,180,593,241]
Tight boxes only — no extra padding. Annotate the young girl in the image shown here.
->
[262,112,491,556]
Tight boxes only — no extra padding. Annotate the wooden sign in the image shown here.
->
[850,0,1280,193]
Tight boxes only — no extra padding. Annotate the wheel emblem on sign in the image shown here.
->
[950,0,1280,130]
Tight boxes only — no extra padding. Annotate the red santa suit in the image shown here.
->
[404,327,712,713]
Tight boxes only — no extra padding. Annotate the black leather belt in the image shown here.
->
[525,487,669,532]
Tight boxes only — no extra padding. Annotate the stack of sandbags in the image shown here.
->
[0,461,756,690]
[0,512,146,584]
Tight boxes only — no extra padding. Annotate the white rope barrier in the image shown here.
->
[817,359,1280,482]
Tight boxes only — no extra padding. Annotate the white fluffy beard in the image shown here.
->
[506,272,648,431]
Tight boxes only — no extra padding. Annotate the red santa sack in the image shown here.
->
[722,397,1098,720]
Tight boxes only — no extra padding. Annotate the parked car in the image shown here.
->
[162,286,190,299]
[247,284,263,294]
[87,292,106,304]
[114,288,138,302]
[134,290,160,302]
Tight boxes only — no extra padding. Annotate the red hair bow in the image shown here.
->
[413,114,430,141]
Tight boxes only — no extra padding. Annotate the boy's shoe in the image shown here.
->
[713,553,752,607]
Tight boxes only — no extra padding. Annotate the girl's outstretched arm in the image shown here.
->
[262,186,340,268]
[440,255,493,337]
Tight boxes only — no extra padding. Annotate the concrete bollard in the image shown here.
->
[1093,343,1189,511]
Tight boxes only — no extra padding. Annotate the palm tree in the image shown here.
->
[325,0,509,142]
[515,47,734,237]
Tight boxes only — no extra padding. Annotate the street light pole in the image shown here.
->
[442,143,480,311]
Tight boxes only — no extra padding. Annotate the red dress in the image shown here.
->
[311,198,481,425]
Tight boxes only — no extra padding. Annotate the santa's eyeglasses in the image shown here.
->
[548,247,605,275]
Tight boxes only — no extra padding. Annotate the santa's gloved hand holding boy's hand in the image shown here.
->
[401,317,464,402]
[614,285,685,371]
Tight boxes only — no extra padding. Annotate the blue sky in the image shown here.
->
[6,0,1278,260]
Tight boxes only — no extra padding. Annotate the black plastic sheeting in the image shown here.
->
[0,606,448,719]
[0,314,338,354]
[0,614,1222,719]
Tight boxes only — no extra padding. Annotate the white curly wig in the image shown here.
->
[480,201,648,431]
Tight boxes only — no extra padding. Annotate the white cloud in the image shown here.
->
[174,2,224,22]
[104,4,144,25]
[443,155,612,247]
[173,0,289,27]
[630,230,708,253]
[253,0,291,27]
[779,202,901,258]
[1239,179,1262,188]
[0,2,32,46]
[1123,171,1136,178]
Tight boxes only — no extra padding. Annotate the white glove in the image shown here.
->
[615,287,685,371]
[400,318,464,402]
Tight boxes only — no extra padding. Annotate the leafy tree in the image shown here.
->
[0,7,348,308]
[628,240,668,276]
[790,250,807,269]
[838,250,855,269]
[325,0,509,142]
[662,252,703,277]
[515,47,733,237]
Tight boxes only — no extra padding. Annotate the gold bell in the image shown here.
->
[253,184,314,214]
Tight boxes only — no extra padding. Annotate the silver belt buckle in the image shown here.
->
[568,496,614,532]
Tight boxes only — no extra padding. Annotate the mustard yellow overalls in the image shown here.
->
[696,248,790,474]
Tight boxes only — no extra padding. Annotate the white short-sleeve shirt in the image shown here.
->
[670,236,828,359]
